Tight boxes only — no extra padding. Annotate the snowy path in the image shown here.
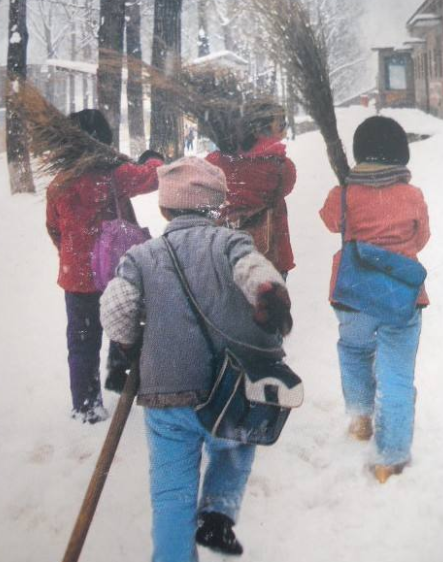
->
[1,106,443,562]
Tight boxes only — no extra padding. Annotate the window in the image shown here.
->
[385,56,407,90]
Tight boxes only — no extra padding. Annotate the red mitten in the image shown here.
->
[253,282,293,336]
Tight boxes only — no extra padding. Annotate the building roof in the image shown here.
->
[190,50,248,70]
[46,59,97,75]
[408,13,442,28]
[407,0,442,26]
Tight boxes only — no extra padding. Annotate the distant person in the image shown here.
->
[185,127,195,151]
[100,156,292,561]
[320,116,430,483]
[206,100,296,278]
[46,109,163,423]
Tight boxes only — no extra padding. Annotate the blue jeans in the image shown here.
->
[144,407,256,562]
[335,309,422,466]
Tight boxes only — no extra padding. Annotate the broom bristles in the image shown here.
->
[9,77,131,181]
[252,0,350,184]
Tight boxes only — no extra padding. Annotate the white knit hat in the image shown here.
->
[158,156,227,210]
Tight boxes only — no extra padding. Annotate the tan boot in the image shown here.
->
[372,463,405,484]
[348,415,373,441]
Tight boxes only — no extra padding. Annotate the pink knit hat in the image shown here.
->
[158,156,227,210]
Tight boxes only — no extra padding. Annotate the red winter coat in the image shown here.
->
[206,136,296,273]
[46,159,162,293]
[320,182,430,306]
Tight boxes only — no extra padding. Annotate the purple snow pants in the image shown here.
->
[65,292,103,412]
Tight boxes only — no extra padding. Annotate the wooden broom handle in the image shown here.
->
[61,361,140,562]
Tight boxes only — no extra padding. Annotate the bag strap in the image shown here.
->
[163,235,218,357]
[109,177,122,221]
[109,174,140,225]
[162,235,281,356]
[339,185,348,246]
[227,162,284,230]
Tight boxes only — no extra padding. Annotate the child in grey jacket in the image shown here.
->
[100,156,292,562]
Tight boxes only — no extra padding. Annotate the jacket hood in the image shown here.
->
[208,136,287,163]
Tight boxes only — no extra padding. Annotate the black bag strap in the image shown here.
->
[162,235,281,356]
[162,235,218,358]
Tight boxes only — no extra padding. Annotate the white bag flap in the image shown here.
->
[244,376,304,409]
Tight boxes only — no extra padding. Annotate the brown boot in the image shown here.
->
[372,463,405,484]
[348,416,373,441]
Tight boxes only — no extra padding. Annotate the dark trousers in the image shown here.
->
[65,292,131,410]
[65,292,103,412]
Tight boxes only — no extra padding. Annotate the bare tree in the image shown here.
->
[6,0,35,194]
[28,0,99,107]
[305,0,367,102]
[210,0,242,52]
[197,0,210,57]
[126,0,146,157]
[150,0,184,160]
[97,0,126,149]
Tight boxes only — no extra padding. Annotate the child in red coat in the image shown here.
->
[46,109,162,423]
[206,101,296,276]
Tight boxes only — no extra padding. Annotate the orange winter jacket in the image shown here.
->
[320,181,430,306]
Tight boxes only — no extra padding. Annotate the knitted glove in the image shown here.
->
[253,282,293,336]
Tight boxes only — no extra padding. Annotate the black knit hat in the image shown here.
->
[353,116,409,165]
[69,109,113,146]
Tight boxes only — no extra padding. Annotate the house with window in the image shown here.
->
[372,46,415,109]
[407,0,443,117]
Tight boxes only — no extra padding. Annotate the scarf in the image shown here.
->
[346,163,411,188]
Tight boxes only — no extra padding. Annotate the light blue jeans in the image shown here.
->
[144,407,256,562]
[335,308,422,466]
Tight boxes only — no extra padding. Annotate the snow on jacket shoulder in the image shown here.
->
[319,181,430,306]
[46,159,162,293]
[100,215,286,407]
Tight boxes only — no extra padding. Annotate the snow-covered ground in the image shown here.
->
[1,105,443,562]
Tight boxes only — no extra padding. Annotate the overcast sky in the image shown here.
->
[363,0,423,49]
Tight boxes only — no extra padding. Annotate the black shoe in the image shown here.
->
[196,512,243,556]
[105,368,128,394]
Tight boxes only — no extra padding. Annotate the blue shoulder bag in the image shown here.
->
[332,186,427,326]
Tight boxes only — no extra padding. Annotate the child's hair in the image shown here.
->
[353,116,410,165]
[239,100,286,152]
[138,149,165,164]
[68,109,113,146]
[162,208,212,218]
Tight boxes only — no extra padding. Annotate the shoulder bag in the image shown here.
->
[332,186,427,325]
[91,180,151,292]
[162,235,303,446]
